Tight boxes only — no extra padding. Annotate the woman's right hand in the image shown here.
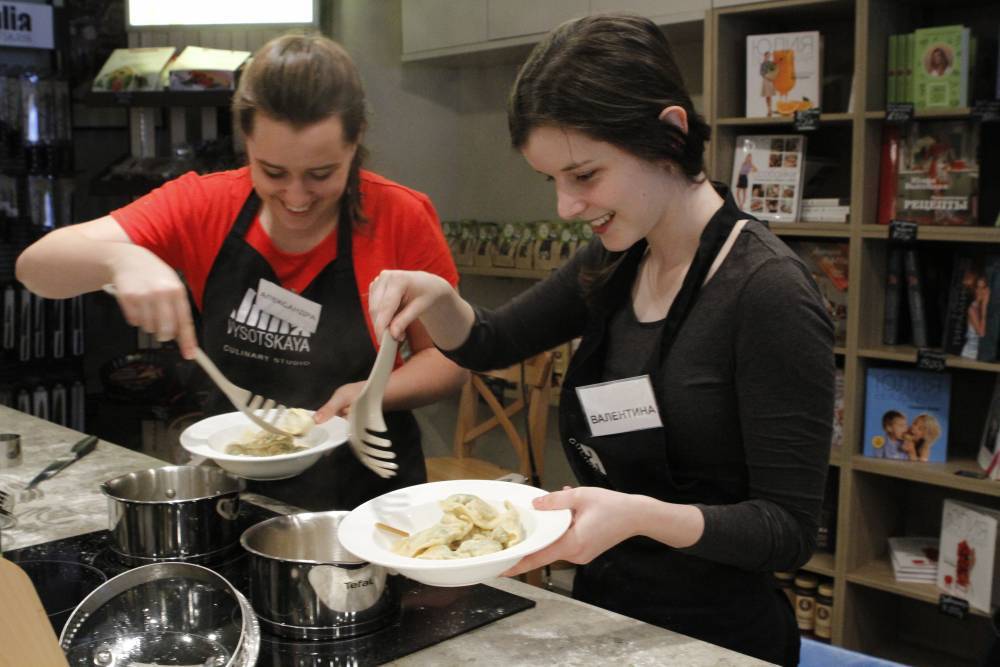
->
[368,270,471,348]
[107,245,198,359]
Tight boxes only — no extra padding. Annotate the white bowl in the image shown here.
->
[337,480,571,588]
[179,411,348,481]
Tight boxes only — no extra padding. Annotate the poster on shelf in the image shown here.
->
[730,134,805,223]
[745,31,822,118]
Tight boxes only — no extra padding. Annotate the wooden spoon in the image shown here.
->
[376,522,409,537]
[0,557,68,667]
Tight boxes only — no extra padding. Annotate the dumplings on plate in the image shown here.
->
[391,494,524,560]
[224,408,315,456]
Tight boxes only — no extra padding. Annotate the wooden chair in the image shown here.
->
[426,351,554,486]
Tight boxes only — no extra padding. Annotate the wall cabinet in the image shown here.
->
[401,0,710,61]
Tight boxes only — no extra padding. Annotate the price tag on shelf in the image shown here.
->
[939,594,968,620]
[972,100,1000,123]
[889,220,918,244]
[885,102,914,124]
[916,348,947,372]
[793,108,821,131]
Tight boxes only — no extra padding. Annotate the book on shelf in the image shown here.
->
[913,25,971,110]
[832,367,845,450]
[731,135,805,223]
[883,246,904,345]
[976,376,1000,480]
[888,536,939,583]
[877,120,981,226]
[787,240,848,344]
[938,499,1000,614]
[943,252,1000,361]
[862,367,951,462]
[903,247,928,348]
[745,31,821,118]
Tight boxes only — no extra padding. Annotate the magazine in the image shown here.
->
[938,499,1000,613]
[730,134,805,222]
[862,367,951,462]
[745,31,822,118]
[890,120,980,226]
[888,536,939,582]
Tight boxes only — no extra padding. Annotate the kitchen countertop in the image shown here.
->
[0,406,771,666]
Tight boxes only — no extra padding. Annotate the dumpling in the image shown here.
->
[279,408,315,436]
[490,502,524,548]
[440,494,500,529]
[391,513,472,557]
[455,536,503,558]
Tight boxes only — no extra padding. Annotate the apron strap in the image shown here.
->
[703,219,748,285]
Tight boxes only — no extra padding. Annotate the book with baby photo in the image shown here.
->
[746,31,822,118]
[862,367,951,462]
[730,134,806,223]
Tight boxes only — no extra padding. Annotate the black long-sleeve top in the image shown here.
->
[445,195,834,573]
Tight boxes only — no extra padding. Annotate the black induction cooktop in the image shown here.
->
[4,502,536,666]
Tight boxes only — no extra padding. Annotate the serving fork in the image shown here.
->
[101,284,297,438]
[348,331,399,478]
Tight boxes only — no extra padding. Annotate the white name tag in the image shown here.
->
[575,375,663,437]
[256,279,322,335]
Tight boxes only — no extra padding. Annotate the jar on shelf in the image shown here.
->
[774,571,796,607]
[794,573,819,635]
[814,581,833,642]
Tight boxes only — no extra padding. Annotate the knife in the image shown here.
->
[25,435,98,491]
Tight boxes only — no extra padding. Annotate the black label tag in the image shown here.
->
[793,108,821,131]
[972,100,1000,123]
[886,103,914,124]
[889,219,918,243]
[917,348,947,372]
[939,594,969,619]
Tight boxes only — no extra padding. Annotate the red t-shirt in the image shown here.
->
[111,167,458,344]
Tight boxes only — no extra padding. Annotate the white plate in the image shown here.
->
[337,480,571,588]
[179,411,348,481]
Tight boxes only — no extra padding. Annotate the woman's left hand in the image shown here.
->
[314,381,365,423]
[502,486,640,577]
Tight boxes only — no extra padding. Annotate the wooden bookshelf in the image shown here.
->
[707,0,1000,662]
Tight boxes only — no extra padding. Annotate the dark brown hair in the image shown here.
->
[233,33,368,227]
[508,13,712,294]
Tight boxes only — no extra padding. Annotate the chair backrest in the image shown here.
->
[452,351,554,483]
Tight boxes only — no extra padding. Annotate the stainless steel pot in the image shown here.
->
[60,561,259,667]
[241,511,399,639]
[101,465,244,564]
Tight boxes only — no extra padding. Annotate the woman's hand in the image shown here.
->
[368,270,473,349]
[502,487,641,577]
[108,245,198,359]
[314,381,364,423]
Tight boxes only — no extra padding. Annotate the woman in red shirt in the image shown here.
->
[16,34,466,510]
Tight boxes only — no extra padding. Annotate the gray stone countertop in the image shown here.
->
[0,406,771,666]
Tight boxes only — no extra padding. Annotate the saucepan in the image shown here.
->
[101,465,244,564]
[240,510,399,639]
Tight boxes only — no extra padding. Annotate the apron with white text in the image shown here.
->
[199,192,424,510]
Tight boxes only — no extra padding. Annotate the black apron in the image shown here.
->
[559,211,799,666]
[199,192,425,511]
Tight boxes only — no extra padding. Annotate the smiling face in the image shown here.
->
[246,112,357,241]
[521,126,672,252]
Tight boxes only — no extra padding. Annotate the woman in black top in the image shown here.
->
[369,14,833,665]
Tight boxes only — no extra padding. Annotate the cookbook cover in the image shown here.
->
[863,367,950,462]
[913,25,970,110]
[894,120,979,226]
[745,31,821,118]
[731,134,805,222]
[166,46,251,91]
[92,47,176,92]
[938,499,1000,613]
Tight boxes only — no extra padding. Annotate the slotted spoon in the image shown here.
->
[101,284,297,437]
[348,331,399,478]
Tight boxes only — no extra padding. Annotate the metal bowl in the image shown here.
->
[101,465,244,563]
[59,561,259,667]
[241,511,399,639]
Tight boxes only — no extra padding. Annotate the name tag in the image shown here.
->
[575,375,663,437]
[256,279,322,335]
